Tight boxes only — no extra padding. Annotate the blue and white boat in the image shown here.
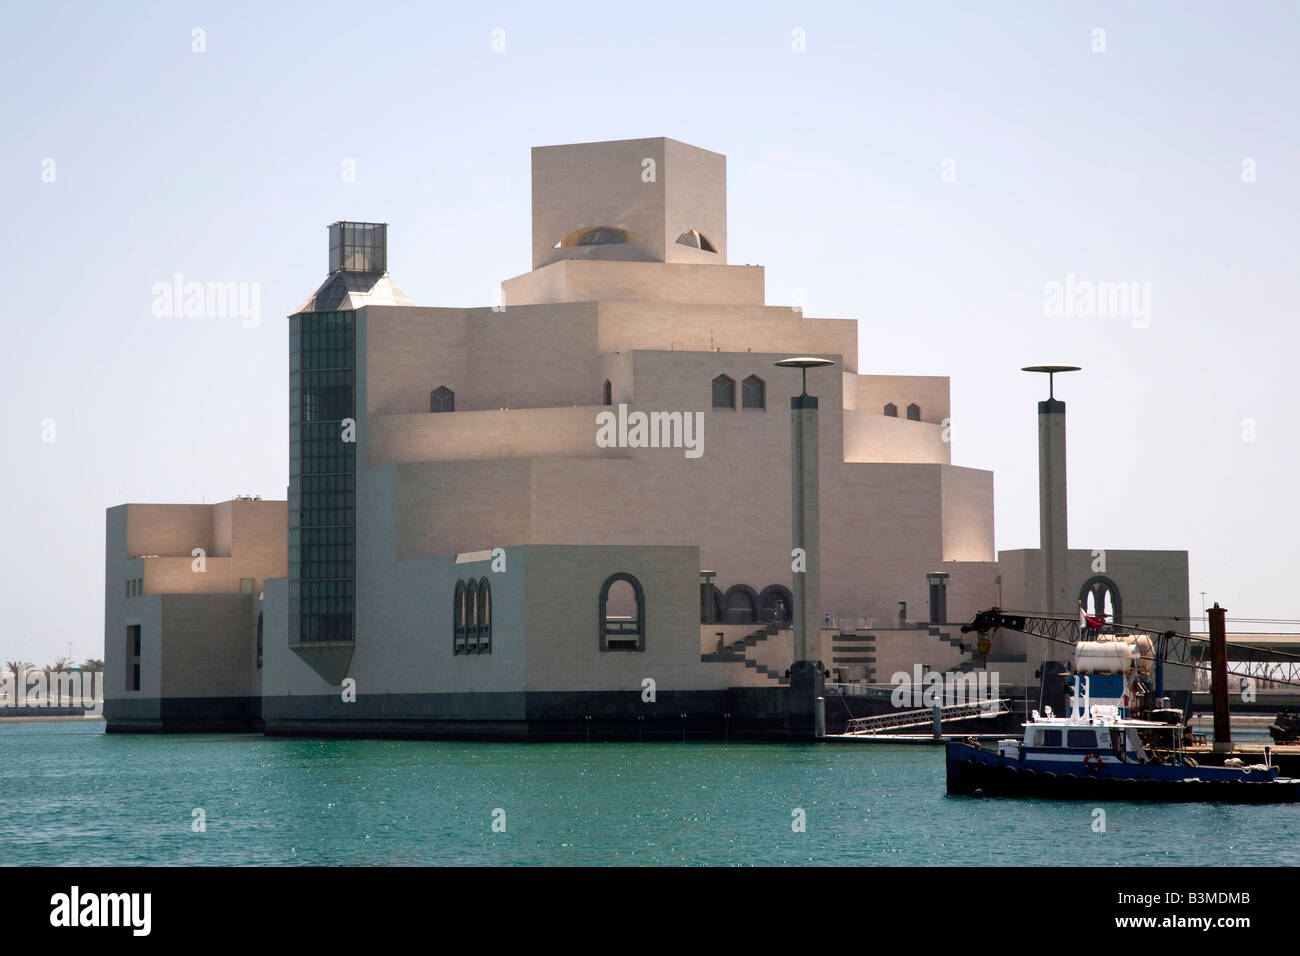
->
[946,636,1300,803]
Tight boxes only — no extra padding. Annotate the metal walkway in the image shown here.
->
[842,699,1011,735]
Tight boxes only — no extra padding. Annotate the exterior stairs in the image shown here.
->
[701,624,790,685]
[929,625,977,672]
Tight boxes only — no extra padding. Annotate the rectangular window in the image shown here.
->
[1067,729,1098,749]
[1039,729,1062,747]
[126,625,142,691]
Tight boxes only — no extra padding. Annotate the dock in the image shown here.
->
[825,698,1013,744]
[824,732,1006,745]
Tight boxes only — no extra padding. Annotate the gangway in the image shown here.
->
[842,699,1011,736]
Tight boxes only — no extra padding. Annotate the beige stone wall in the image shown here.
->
[529,137,727,269]
[600,351,635,406]
[523,544,708,692]
[532,137,671,268]
[504,260,763,307]
[870,628,975,686]
[379,376,999,627]
[124,504,215,558]
[663,137,727,264]
[843,409,950,464]
[160,593,256,698]
[395,458,536,560]
[360,305,470,415]
[370,406,619,465]
[938,560,1001,625]
[940,466,995,561]
[851,375,951,424]
[214,501,233,556]
[105,504,164,704]
[105,500,284,704]
[598,303,855,370]
[362,303,601,415]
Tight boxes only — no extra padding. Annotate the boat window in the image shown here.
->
[1039,729,1062,747]
[1067,729,1098,748]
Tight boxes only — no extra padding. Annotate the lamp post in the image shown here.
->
[1022,365,1080,616]
[775,356,834,736]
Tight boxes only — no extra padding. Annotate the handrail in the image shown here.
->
[843,698,1011,735]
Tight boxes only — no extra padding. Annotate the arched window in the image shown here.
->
[553,226,643,248]
[906,403,920,421]
[712,374,735,409]
[600,572,645,652]
[724,585,758,625]
[602,379,612,406]
[674,229,717,253]
[742,375,765,410]
[453,580,467,653]
[466,580,479,651]
[883,403,898,417]
[256,612,263,670]
[1079,576,1123,625]
[477,577,492,654]
[431,386,455,413]
[758,585,794,626]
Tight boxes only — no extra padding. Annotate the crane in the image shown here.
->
[959,607,1300,715]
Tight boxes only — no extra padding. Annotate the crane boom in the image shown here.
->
[959,607,1300,691]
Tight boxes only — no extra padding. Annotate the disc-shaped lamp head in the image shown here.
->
[1021,364,1080,400]
[775,356,836,395]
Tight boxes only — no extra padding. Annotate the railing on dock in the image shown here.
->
[824,682,896,699]
[842,698,1011,735]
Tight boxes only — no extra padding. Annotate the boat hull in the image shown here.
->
[946,741,1300,803]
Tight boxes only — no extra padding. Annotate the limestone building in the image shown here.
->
[104,137,1190,738]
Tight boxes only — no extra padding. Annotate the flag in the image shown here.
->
[1080,604,1105,630]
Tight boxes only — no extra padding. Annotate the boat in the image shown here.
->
[1269,709,1300,744]
[946,635,1300,803]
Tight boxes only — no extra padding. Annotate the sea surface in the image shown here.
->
[2,721,1298,866]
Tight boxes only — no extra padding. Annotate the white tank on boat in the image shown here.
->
[1074,641,1139,673]
[1092,633,1155,672]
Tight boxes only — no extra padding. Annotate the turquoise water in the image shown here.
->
[3,721,1299,866]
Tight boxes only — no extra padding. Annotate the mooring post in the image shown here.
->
[1208,602,1232,752]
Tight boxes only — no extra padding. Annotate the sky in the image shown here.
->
[2,0,1298,665]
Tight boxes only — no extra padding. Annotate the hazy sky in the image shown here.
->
[3,1,1298,665]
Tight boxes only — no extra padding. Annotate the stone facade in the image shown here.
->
[103,137,1190,738]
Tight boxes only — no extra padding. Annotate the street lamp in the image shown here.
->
[774,357,835,730]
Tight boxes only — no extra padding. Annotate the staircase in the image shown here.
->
[929,626,978,672]
[701,625,790,685]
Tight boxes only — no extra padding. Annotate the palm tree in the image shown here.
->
[81,659,104,673]
[3,661,29,703]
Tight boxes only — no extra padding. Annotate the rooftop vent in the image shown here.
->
[328,221,387,274]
